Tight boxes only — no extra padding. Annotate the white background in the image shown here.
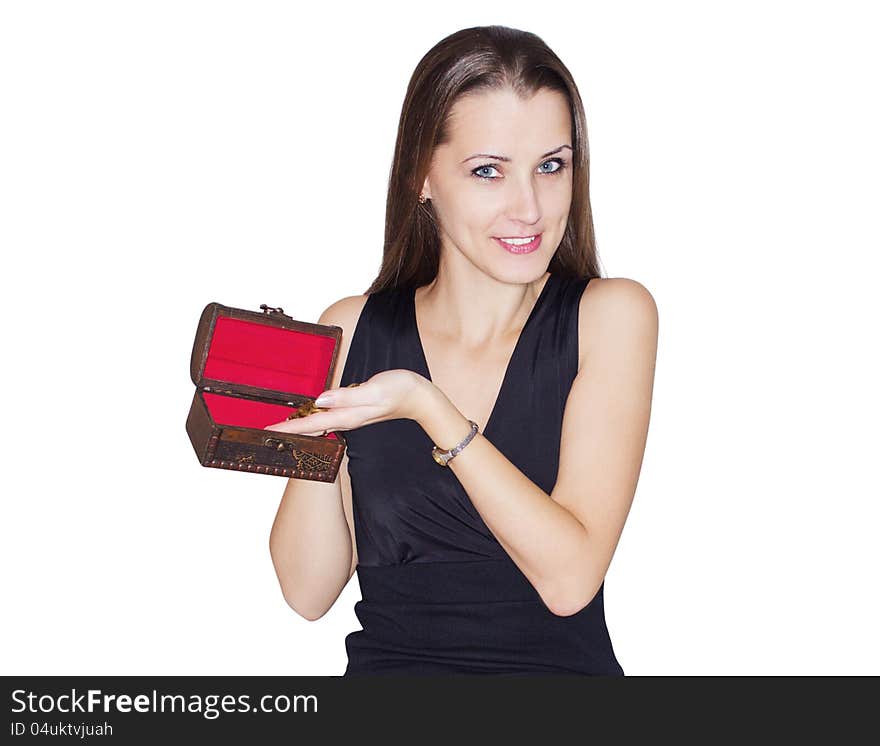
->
[2,0,877,675]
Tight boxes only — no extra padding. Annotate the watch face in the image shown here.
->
[431,448,448,466]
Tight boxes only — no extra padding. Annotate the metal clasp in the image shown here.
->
[260,304,285,315]
[263,437,289,451]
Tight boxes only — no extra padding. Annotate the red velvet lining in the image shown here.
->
[200,315,338,439]
[203,316,335,396]
[203,392,338,440]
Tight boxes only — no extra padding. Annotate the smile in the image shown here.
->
[493,233,542,254]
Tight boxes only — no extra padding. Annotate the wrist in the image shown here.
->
[413,382,473,451]
[408,374,447,424]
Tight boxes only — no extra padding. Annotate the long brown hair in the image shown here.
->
[364,24,603,295]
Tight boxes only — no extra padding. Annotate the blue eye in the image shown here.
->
[471,157,569,181]
[539,158,565,174]
[473,164,500,179]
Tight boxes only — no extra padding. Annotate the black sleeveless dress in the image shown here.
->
[339,271,624,676]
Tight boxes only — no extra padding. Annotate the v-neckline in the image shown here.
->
[409,272,556,438]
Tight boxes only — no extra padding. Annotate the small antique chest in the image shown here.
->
[186,302,347,482]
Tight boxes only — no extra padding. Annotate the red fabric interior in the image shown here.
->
[200,315,338,439]
[203,315,335,395]
[203,392,338,439]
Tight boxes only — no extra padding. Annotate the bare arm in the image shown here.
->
[268,452,356,620]
[267,296,366,620]
[412,278,657,616]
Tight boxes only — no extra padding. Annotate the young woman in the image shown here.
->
[266,25,658,676]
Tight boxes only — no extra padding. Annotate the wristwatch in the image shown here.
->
[431,420,480,466]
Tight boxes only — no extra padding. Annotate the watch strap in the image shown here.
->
[431,420,479,466]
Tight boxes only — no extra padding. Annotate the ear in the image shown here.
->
[421,175,432,200]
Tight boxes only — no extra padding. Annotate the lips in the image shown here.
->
[493,233,542,254]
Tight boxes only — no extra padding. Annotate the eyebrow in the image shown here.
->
[460,144,573,163]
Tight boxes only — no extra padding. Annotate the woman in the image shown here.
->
[266,25,658,676]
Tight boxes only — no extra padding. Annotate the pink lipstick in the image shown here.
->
[493,233,542,254]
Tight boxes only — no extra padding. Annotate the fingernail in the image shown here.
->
[314,393,334,407]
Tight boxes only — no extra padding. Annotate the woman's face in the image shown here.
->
[422,86,574,281]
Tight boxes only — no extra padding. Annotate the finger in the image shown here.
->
[263,423,330,437]
[263,413,335,434]
[314,381,363,408]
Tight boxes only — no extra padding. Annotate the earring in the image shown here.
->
[418,193,427,204]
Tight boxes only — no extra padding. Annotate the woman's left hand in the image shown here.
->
[263,369,430,436]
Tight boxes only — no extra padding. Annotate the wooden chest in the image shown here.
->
[186,302,346,482]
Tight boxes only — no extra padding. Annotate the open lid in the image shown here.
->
[190,302,342,402]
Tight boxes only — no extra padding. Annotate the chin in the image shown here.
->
[486,263,550,288]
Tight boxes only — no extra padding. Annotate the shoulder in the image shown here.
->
[317,293,371,328]
[318,294,371,388]
[577,277,659,370]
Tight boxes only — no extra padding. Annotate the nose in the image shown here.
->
[505,174,542,226]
